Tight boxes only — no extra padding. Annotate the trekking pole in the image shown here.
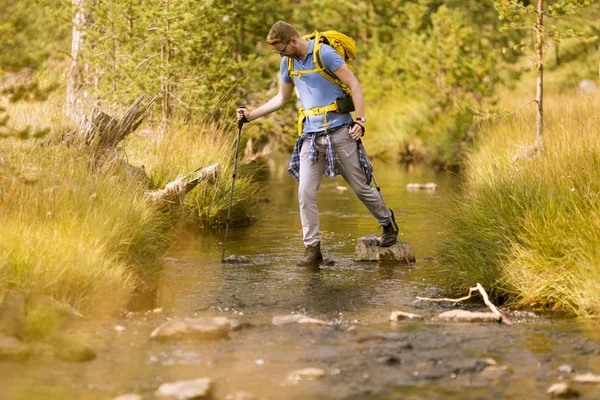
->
[357,137,399,234]
[221,107,248,262]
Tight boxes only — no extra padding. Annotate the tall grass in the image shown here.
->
[126,116,260,228]
[437,93,600,316]
[1,93,259,340]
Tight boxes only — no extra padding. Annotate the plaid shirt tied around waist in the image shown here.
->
[287,125,373,184]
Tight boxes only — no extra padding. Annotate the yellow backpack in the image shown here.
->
[287,30,357,135]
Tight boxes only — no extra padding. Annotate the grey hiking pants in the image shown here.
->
[298,125,391,247]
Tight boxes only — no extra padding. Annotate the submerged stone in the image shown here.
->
[287,367,326,381]
[113,394,143,400]
[437,310,501,323]
[389,311,424,321]
[155,377,213,399]
[150,317,230,341]
[272,315,330,327]
[354,234,415,264]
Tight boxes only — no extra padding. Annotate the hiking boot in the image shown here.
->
[380,209,399,247]
[296,242,323,267]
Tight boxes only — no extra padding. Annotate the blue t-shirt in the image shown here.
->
[280,40,353,133]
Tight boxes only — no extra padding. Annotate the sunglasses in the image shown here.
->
[272,40,290,55]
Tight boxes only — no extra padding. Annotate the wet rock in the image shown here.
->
[479,365,513,380]
[321,258,336,266]
[376,355,401,366]
[114,394,143,400]
[272,315,330,327]
[155,377,213,399]
[226,391,257,400]
[53,337,96,362]
[0,332,24,360]
[573,372,600,383]
[150,317,230,341]
[558,364,574,374]
[229,319,254,331]
[354,234,415,264]
[287,367,326,381]
[223,255,251,264]
[452,358,497,374]
[437,310,501,323]
[406,182,437,190]
[547,382,579,398]
[0,290,25,338]
[389,311,424,321]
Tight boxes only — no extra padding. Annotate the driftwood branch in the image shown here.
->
[146,162,221,205]
[416,283,512,325]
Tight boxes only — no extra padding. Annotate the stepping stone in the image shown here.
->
[354,234,415,264]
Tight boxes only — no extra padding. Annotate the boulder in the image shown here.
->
[354,235,415,264]
[155,377,213,399]
[437,310,501,323]
[150,317,230,341]
[389,311,424,321]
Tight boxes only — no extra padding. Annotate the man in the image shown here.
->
[236,21,398,267]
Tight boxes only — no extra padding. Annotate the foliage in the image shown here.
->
[0,0,70,72]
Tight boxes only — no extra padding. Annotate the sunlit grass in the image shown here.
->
[126,116,261,228]
[437,92,600,316]
[1,92,259,340]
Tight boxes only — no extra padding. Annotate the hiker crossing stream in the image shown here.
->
[3,157,600,400]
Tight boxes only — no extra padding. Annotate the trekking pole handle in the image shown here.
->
[237,106,248,129]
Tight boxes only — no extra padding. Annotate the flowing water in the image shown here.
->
[3,157,600,400]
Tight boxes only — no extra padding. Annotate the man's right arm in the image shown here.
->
[238,76,294,122]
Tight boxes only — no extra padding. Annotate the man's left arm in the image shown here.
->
[333,64,365,141]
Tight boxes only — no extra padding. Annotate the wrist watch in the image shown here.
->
[356,117,366,123]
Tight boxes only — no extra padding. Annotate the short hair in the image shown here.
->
[266,21,299,45]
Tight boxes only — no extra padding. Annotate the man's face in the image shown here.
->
[271,39,293,57]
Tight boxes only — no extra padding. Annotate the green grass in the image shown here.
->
[437,92,600,316]
[0,93,259,340]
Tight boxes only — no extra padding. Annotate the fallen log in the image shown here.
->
[415,283,512,325]
[146,163,221,205]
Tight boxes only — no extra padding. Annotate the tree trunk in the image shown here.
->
[160,0,171,138]
[534,0,544,151]
[66,0,89,121]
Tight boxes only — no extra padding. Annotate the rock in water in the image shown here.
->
[223,255,251,264]
[150,317,230,341]
[437,310,501,323]
[155,378,213,399]
[354,234,415,263]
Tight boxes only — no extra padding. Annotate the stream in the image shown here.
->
[3,156,600,400]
